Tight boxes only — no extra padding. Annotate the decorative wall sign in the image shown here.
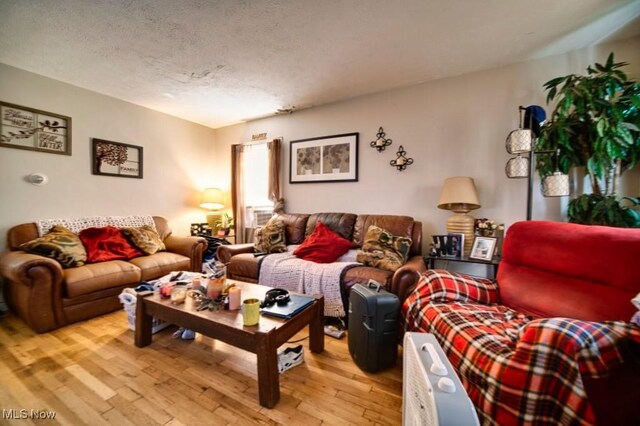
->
[92,138,143,178]
[290,133,358,183]
[0,101,71,155]
[390,145,414,171]
[370,127,392,152]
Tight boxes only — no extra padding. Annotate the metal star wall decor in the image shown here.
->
[370,127,392,152]
[390,145,413,171]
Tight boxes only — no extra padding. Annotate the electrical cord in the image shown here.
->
[287,335,309,343]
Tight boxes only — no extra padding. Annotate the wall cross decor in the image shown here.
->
[370,127,392,152]
[390,145,413,171]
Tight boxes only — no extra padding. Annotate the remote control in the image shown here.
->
[324,325,345,339]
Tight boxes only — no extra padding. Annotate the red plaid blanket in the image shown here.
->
[402,270,640,425]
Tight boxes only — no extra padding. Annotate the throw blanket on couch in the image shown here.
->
[258,247,360,317]
[402,270,640,425]
[36,215,156,236]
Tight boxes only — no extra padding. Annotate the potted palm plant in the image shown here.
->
[214,213,234,236]
[536,53,640,227]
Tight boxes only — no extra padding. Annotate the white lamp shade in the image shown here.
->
[200,188,224,210]
[506,129,533,154]
[437,177,481,212]
[542,172,570,197]
[505,155,529,178]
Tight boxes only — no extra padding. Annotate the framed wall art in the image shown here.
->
[0,101,72,155]
[289,132,358,183]
[92,138,143,178]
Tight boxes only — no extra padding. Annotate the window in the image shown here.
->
[242,143,273,228]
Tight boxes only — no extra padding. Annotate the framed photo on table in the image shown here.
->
[469,236,497,261]
[289,133,358,183]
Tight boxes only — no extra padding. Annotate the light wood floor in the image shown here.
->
[0,310,403,425]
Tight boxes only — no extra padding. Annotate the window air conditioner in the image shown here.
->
[246,206,273,228]
[402,332,479,426]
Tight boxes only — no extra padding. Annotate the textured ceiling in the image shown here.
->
[1,0,639,129]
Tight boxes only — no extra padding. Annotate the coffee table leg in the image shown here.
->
[134,292,153,347]
[309,296,324,353]
[256,330,279,408]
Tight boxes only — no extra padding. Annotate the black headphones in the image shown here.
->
[261,288,290,308]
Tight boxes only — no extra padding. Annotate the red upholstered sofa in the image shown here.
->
[402,221,640,425]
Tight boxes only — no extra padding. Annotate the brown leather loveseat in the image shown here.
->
[0,216,206,333]
[217,212,427,311]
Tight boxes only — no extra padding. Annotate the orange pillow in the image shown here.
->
[293,221,353,263]
[79,226,143,263]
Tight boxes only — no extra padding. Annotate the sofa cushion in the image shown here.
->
[306,213,357,241]
[352,215,414,248]
[121,225,166,255]
[274,213,310,244]
[226,253,260,282]
[498,221,640,321]
[356,225,412,272]
[128,252,191,281]
[64,260,141,298]
[79,226,143,262]
[293,221,354,263]
[19,225,87,268]
[254,219,286,253]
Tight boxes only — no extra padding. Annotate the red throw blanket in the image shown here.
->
[402,270,640,425]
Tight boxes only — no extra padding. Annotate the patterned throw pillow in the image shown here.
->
[19,225,87,268]
[121,225,166,255]
[254,219,286,253]
[356,225,412,272]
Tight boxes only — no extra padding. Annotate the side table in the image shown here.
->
[424,255,500,280]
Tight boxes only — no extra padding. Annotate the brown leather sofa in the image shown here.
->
[0,216,207,333]
[217,212,426,311]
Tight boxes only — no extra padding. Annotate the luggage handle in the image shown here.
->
[367,279,383,292]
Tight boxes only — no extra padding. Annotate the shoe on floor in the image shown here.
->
[278,345,304,373]
[181,329,195,340]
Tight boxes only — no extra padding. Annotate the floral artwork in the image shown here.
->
[290,133,358,183]
[296,146,321,175]
[322,143,350,173]
[0,101,71,155]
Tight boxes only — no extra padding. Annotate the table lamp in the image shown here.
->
[200,188,224,231]
[437,177,481,256]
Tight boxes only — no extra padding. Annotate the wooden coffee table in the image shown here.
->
[134,280,324,408]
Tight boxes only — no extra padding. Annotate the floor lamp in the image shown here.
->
[505,106,569,219]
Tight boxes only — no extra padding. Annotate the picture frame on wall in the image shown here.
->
[289,132,358,183]
[469,236,498,261]
[0,101,72,156]
[92,138,143,178]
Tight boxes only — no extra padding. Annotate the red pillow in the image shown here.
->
[79,226,143,263]
[293,221,354,263]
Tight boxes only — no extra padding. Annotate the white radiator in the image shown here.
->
[403,332,479,426]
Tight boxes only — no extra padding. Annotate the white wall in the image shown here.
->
[0,64,218,250]
[1,36,638,254]
[214,36,640,246]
